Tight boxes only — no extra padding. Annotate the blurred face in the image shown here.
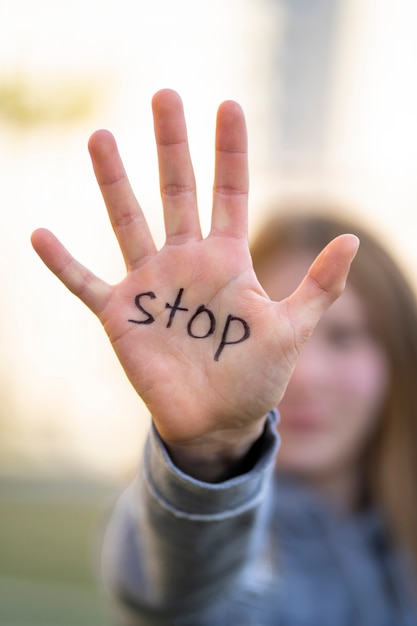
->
[258,252,390,495]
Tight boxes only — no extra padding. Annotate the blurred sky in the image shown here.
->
[1,0,417,477]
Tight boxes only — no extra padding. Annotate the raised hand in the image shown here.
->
[31,90,358,480]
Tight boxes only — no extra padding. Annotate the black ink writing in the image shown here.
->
[214,315,250,361]
[165,288,189,328]
[128,291,157,325]
[128,288,250,360]
[187,305,216,339]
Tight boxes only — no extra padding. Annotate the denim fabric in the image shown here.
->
[102,410,416,626]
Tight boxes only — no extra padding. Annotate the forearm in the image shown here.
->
[101,411,279,624]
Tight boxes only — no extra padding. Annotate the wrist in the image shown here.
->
[162,417,269,483]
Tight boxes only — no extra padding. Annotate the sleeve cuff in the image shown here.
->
[142,410,280,520]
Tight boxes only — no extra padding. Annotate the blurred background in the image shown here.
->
[1,0,417,623]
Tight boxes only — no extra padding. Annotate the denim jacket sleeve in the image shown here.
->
[101,410,279,625]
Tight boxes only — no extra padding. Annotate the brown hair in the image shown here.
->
[250,207,417,568]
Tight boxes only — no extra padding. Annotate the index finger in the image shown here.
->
[211,100,249,239]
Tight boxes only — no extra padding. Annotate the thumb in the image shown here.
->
[286,234,360,346]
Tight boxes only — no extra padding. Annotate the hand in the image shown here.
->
[31,90,358,479]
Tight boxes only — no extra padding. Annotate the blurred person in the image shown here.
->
[31,90,417,625]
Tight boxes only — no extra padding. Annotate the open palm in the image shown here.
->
[32,90,358,464]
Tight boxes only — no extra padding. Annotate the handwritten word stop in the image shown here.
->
[128,288,250,361]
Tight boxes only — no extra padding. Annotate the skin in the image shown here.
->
[31,89,359,482]
[259,252,390,508]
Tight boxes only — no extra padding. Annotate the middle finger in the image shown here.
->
[152,90,201,244]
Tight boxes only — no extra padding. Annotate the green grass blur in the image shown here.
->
[0,474,119,625]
